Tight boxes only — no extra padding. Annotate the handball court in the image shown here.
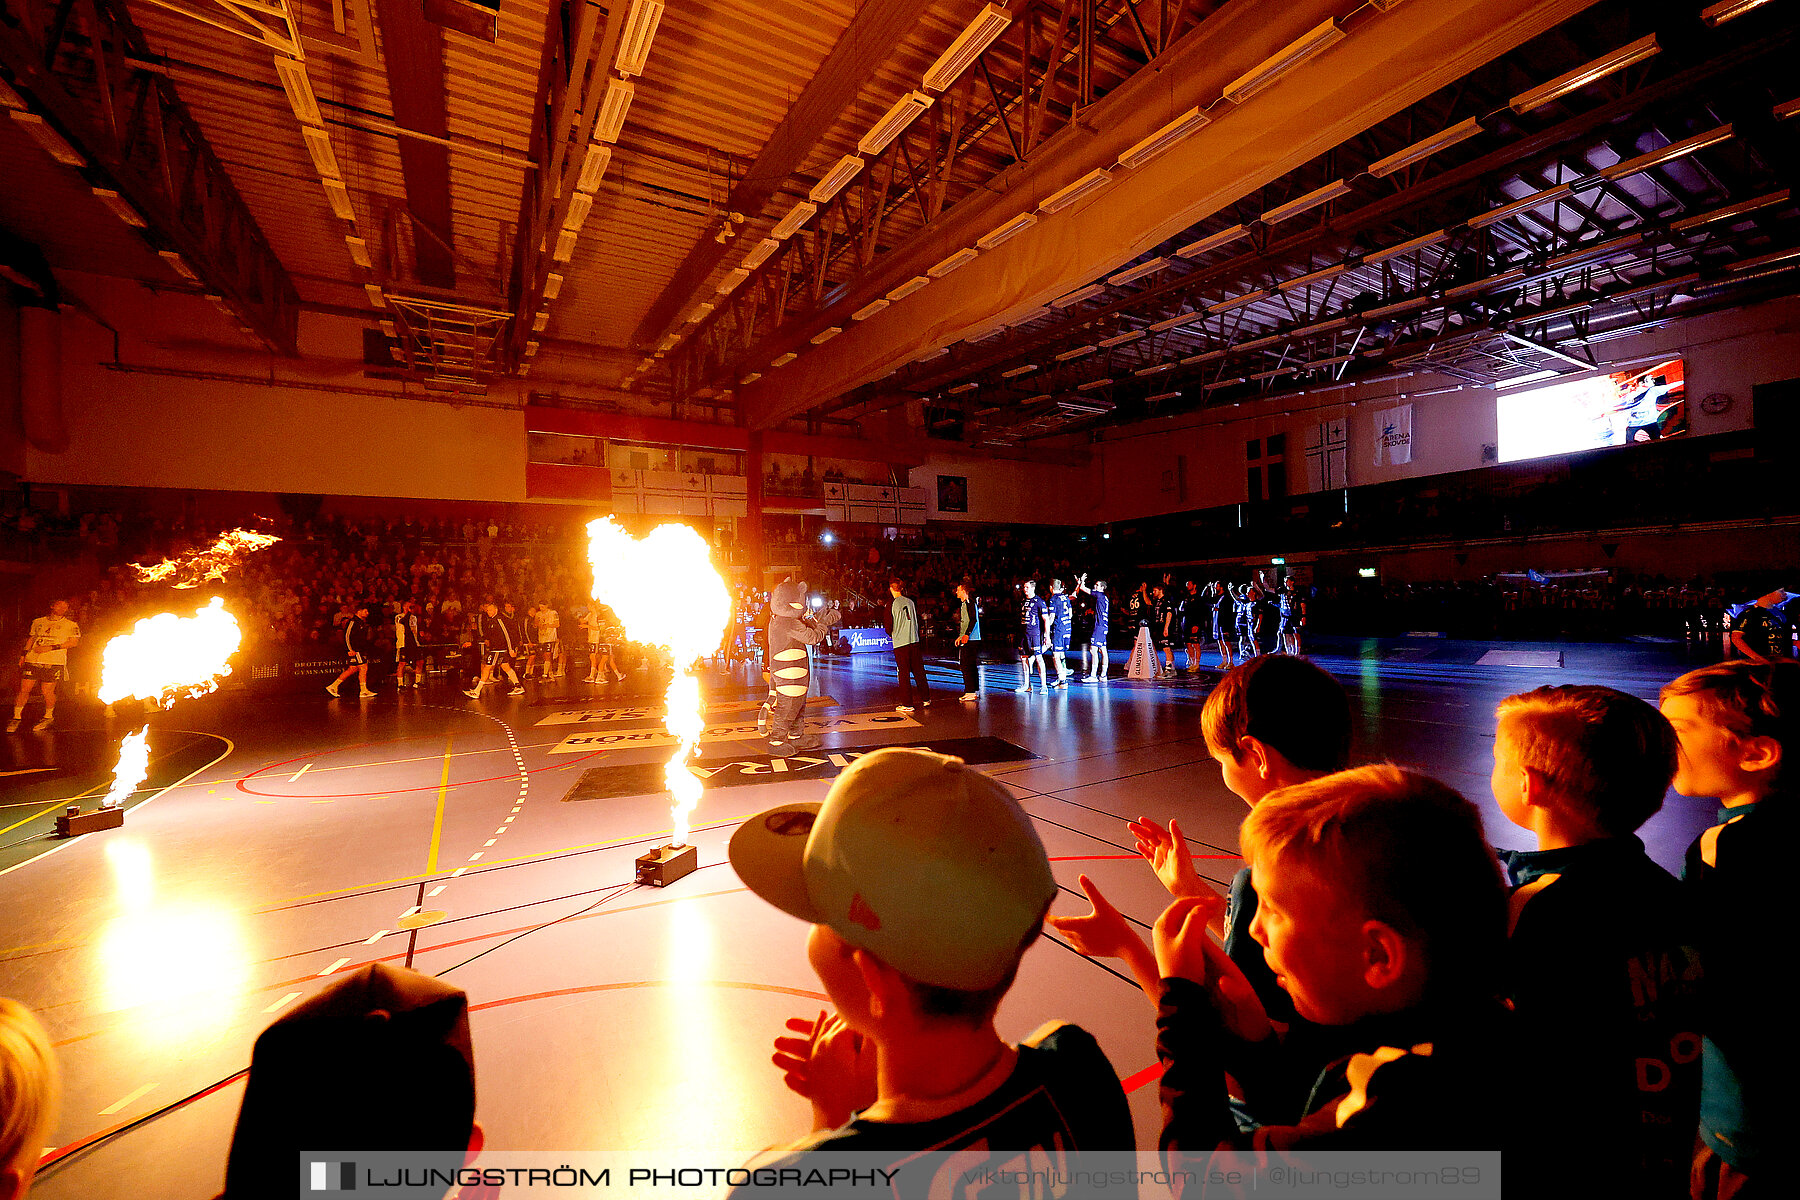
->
[0,638,1720,1198]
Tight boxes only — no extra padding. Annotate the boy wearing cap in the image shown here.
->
[729,747,1132,1180]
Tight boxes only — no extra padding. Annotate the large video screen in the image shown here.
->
[1497,358,1687,464]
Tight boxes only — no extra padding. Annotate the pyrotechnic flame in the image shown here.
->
[102,728,151,808]
[132,528,280,589]
[96,597,243,809]
[585,518,732,846]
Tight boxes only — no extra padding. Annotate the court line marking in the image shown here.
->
[363,930,387,944]
[317,958,349,976]
[288,763,311,783]
[0,733,236,880]
[425,734,453,876]
[97,1083,155,1116]
[263,992,301,1013]
[0,734,211,839]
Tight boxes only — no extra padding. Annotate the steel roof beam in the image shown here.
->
[630,0,942,352]
[0,0,300,352]
[374,0,455,289]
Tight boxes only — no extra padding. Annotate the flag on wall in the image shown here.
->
[1374,403,1414,465]
[1304,417,1348,492]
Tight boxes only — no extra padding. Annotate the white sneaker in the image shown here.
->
[325,682,341,697]
[959,692,979,701]
[1013,685,1031,693]
[896,704,915,713]
[509,686,525,696]
[33,716,52,731]
[359,688,377,698]
[463,687,482,699]
[4,719,16,733]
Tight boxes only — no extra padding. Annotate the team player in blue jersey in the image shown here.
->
[1016,580,1050,693]
[1076,575,1109,682]
[1047,579,1074,687]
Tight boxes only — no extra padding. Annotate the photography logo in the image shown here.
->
[308,1161,357,1191]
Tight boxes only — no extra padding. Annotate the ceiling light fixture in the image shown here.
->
[595,78,635,143]
[1361,228,1450,266]
[1109,256,1170,286]
[1177,223,1250,259]
[1700,0,1773,26]
[273,56,321,125]
[577,143,612,193]
[345,235,371,268]
[742,238,780,270]
[1052,284,1107,308]
[1261,178,1351,224]
[1224,19,1346,104]
[928,247,979,277]
[322,178,355,220]
[809,154,866,204]
[1116,108,1210,170]
[859,91,932,156]
[852,298,891,320]
[1039,168,1114,214]
[887,275,931,301]
[810,326,843,345]
[923,4,1012,92]
[544,272,564,299]
[976,211,1038,250]
[770,200,818,240]
[1509,34,1660,113]
[1368,116,1483,177]
[615,0,665,77]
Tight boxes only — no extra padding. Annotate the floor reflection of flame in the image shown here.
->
[96,839,249,1041]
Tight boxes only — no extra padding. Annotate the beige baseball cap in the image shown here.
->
[728,747,1056,990]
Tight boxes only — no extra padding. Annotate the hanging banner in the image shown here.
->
[1374,403,1413,466]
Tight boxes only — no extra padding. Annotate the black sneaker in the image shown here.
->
[768,738,797,758]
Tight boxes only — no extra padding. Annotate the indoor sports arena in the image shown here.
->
[1,1,1796,1198]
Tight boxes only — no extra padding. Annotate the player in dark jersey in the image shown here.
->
[1235,584,1259,658]
[1207,582,1234,671]
[393,600,427,688]
[1016,580,1049,693]
[1075,574,1109,682]
[1729,588,1793,663]
[1152,583,1177,677]
[1181,579,1206,676]
[1280,577,1309,655]
[464,601,524,699]
[1047,579,1074,687]
[326,603,378,698]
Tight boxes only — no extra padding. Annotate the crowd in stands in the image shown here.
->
[6,648,1792,1198]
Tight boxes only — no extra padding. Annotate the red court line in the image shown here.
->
[1121,1061,1166,1093]
[39,1069,249,1169]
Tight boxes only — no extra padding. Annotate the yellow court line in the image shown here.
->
[0,734,209,839]
[0,733,236,884]
[425,734,453,876]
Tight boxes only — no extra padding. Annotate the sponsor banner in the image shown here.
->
[840,626,892,654]
[561,736,1038,801]
[549,710,917,754]
[1374,402,1413,466]
[535,695,838,727]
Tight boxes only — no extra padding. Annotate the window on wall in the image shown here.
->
[1266,432,1288,498]
[1247,465,1264,502]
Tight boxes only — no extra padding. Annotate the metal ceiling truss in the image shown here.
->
[505,0,628,369]
[134,0,302,56]
[386,294,513,391]
[666,0,1224,402]
[0,0,301,351]
[859,4,1800,441]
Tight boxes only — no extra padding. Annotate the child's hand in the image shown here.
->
[1154,895,1224,984]
[771,1010,877,1130]
[1046,874,1142,961]
[1130,816,1209,899]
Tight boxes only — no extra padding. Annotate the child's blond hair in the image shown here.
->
[1661,661,1800,780]
[1241,765,1506,1001]
[1495,685,1678,835]
[0,997,59,1179]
